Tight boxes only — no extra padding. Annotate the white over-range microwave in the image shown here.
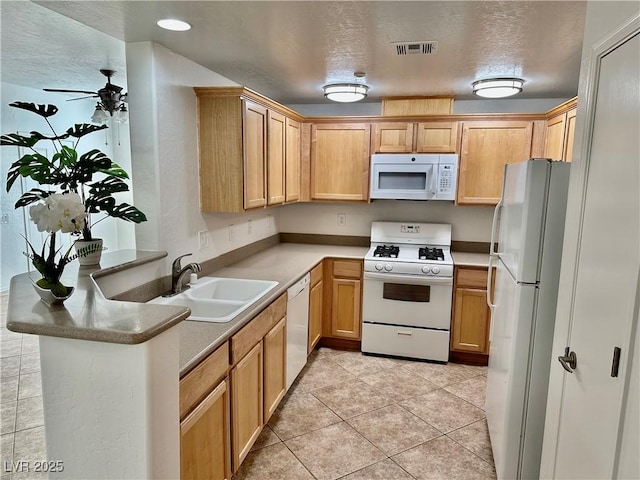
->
[370,153,459,201]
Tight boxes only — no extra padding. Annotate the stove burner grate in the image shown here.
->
[419,247,444,261]
[373,245,400,258]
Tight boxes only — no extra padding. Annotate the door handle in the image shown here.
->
[558,347,577,373]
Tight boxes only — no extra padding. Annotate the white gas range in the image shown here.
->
[361,222,454,362]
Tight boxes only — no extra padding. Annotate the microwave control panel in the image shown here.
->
[439,165,455,194]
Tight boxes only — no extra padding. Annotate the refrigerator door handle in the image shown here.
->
[487,256,497,313]
[489,198,503,256]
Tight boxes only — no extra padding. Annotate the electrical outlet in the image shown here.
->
[337,213,347,227]
[198,230,209,250]
[0,214,8,224]
[247,219,252,235]
[228,224,235,242]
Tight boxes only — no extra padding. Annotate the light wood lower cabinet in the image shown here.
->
[179,343,231,480]
[308,263,323,354]
[323,259,363,341]
[263,317,287,421]
[231,342,263,471]
[180,379,231,480]
[229,294,287,473]
[450,266,494,365]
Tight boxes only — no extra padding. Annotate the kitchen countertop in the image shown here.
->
[178,243,368,376]
[6,250,190,344]
[451,251,491,268]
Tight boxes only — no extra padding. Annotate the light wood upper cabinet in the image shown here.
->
[267,110,286,205]
[457,120,534,205]
[244,100,268,209]
[544,98,578,162]
[194,87,303,213]
[415,122,459,153]
[372,121,458,153]
[310,123,371,201]
[285,118,301,202]
[308,263,323,354]
[372,123,415,153]
[563,107,577,163]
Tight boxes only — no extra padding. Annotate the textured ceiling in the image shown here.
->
[3,1,586,104]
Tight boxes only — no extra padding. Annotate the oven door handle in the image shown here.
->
[364,271,453,286]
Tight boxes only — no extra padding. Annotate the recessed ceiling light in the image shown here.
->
[472,78,524,98]
[157,19,191,32]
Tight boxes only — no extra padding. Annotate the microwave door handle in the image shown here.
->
[430,166,438,195]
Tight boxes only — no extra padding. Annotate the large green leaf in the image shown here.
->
[98,162,129,179]
[0,133,40,148]
[73,149,112,184]
[6,153,54,192]
[85,195,147,223]
[88,176,129,196]
[53,146,78,168]
[30,131,70,142]
[9,102,58,118]
[65,123,108,139]
[15,188,55,208]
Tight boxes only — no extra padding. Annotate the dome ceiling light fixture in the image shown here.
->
[323,83,369,103]
[472,77,524,98]
[156,18,192,31]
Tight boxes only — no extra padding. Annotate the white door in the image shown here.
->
[541,19,640,479]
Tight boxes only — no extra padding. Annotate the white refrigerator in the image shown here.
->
[486,159,570,480]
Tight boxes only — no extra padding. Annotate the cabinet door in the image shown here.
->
[372,122,414,153]
[563,108,577,162]
[415,122,458,153]
[451,287,490,354]
[243,100,267,209]
[285,117,301,202]
[231,342,263,472]
[457,121,534,205]
[263,317,286,422]
[310,123,371,201]
[181,379,231,480]
[544,113,567,161]
[330,278,362,340]
[308,279,323,353]
[267,110,286,205]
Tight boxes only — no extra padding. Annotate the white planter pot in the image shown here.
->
[75,238,104,266]
[32,283,74,306]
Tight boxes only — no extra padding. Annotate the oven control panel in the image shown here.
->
[401,224,420,234]
[365,260,453,277]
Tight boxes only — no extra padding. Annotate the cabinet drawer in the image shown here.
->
[180,342,229,420]
[456,268,488,289]
[332,260,362,279]
[231,294,287,364]
[362,323,449,362]
[310,262,323,286]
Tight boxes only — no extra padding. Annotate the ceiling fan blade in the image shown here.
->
[66,95,99,101]
[43,88,98,95]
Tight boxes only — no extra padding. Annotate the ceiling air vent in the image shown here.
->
[393,41,439,56]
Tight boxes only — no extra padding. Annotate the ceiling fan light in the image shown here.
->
[114,104,129,124]
[91,104,109,124]
[323,83,369,103]
[157,19,191,31]
[472,78,524,98]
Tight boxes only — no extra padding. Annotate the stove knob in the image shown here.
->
[421,266,431,274]
[384,263,393,271]
[375,263,383,271]
[431,266,440,275]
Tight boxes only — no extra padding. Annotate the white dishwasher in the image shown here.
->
[286,273,310,389]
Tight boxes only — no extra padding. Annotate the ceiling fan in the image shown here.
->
[43,69,128,121]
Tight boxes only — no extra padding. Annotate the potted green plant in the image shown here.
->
[1,101,146,265]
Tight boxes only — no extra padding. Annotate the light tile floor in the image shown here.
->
[1,290,495,480]
[1,293,47,480]
[236,348,495,480]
